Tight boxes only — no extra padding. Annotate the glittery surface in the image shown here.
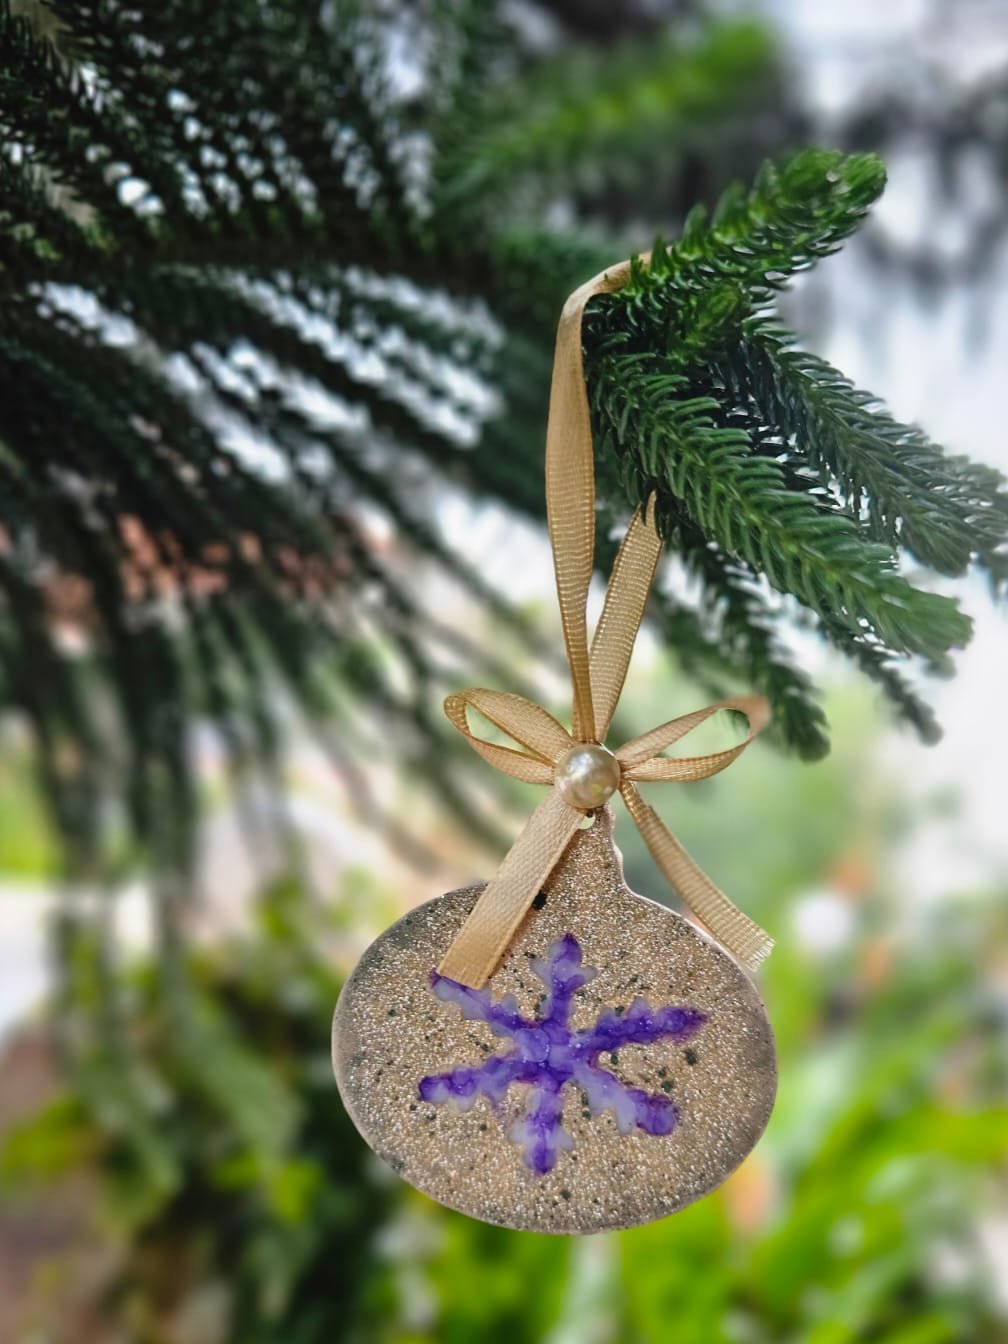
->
[419,933,707,1174]
[332,808,777,1234]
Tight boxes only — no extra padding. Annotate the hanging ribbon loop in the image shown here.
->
[437,258,772,988]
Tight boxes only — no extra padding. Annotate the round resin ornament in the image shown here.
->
[334,255,780,1234]
[333,808,776,1234]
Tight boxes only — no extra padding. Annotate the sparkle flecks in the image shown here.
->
[333,806,777,1234]
[418,933,706,1174]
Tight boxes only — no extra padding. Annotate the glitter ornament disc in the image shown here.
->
[333,808,776,1234]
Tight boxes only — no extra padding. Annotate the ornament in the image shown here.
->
[333,256,778,1233]
[334,809,776,1233]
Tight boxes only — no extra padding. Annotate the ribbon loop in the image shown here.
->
[438,256,772,988]
[617,695,770,781]
[444,690,568,785]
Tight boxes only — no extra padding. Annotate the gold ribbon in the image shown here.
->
[438,258,773,988]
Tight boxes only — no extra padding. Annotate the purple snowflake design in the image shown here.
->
[417,933,707,1175]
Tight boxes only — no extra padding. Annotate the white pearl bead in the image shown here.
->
[553,743,621,811]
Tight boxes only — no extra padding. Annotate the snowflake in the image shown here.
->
[418,932,707,1175]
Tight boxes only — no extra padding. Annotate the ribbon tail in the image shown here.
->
[620,781,773,972]
[437,790,583,988]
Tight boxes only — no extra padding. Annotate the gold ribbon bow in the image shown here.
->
[438,258,772,989]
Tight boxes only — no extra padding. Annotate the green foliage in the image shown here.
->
[0,5,1004,893]
[437,18,779,213]
[585,151,1008,756]
[3,876,398,1340]
[4,701,1006,1341]
[0,0,789,888]
[720,320,1008,582]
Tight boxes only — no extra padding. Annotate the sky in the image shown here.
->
[764,0,1008,893]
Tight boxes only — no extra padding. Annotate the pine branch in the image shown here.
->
[436,19,779,215]
[592,465,832,759]
[716,320,1008,586]
[818,620,943,745]
[0,1,185,241]
[660,532,832,760]
[0,0,1003,902]
[589,352,972,661]
[574,148,1006,745]
[638,149,887,299]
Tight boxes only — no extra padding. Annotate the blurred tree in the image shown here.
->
[0,0,1005,988]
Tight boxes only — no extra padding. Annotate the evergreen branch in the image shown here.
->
[47,0,311,237]
[818,620,943,745]
[595,496,832,760]
[660,502,939,749]
[0,0,1002,896]
[0,1,184,240]
[661,528,831,760]
[639,148,887,301]
[0,160,102,290]
[589,351,972,663]
[437,20,778,213]
[578,150,889,379]
[572,147,999,741]
[106,266,492,473]
[286,265,501,377]
[182,346,558,684]
[716,319,1008,586]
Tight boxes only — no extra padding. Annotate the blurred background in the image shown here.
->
[1,1,1007,1341]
